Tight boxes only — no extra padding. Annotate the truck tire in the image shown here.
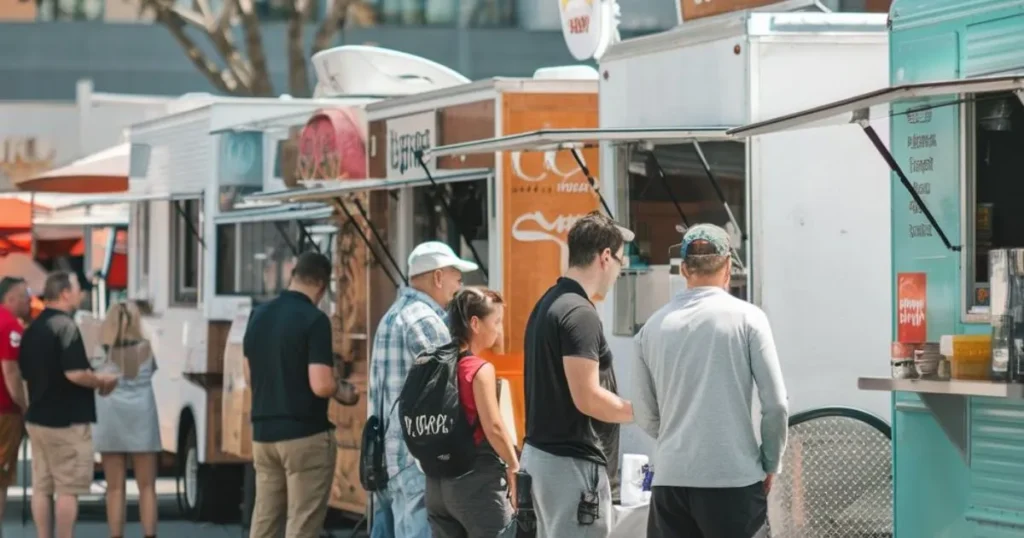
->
[177,426,243,522]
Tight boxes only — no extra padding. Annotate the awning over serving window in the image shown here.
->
[422,127,745,270]
[215,202,334,224]
[246,168,493,204]
[59,191,204,209]
[423,127,732,159]
[726,74,1024,253]
[727,75,1024,137]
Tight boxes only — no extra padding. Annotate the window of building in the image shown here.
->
[171,199,202,305]
[965,93,1024,315]
[361,0,515,26]
[36,0,103,19]
[613,141,747,335]
[412,180,489,286]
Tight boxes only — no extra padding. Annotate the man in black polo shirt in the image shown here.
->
[244,252,359,538]
[522,211,636,538]
[20,271,118,538]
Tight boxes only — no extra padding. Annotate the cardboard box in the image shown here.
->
[221,310,253,460]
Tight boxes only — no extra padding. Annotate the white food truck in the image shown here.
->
[423,3,894,461]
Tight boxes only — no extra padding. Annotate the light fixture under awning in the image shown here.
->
[423,127,733,159]
[727,74,1024,252]
[245,168,492,204]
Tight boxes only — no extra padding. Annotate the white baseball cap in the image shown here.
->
[407,241,479,278]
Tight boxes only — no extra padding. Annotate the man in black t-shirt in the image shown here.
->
[521,211,636,537]
[20,271,118,538]
[244,252,358,538]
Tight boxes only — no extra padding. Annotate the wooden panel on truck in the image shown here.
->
[438,100,497,170]
[221,309,252,460]
[206,320,231,374]
[679,0,783,21]
[497,92,600,444]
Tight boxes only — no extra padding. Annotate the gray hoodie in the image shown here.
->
[632,286,789,488]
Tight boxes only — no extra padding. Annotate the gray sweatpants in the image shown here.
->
[521,444,612,538]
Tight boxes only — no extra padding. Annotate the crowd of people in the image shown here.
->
[345,212,790,538]
[0,210,790,538]
[0,271,162,538]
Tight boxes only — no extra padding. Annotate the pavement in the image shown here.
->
[1,480,369,538]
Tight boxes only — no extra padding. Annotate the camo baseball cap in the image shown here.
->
[681,223,732,257]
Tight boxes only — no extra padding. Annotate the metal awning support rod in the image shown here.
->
[296,221,322,255]
[273,221,301,257]
[352,196,407,284]
[569,148,616,219]
[414,152,489,280]
[644,151,690,228]
[172,200,207,250]
[858,121,960,251]
[691,141,746,242]
[690,141,747,272]
[568,147,642,256]
[332,197,404,288]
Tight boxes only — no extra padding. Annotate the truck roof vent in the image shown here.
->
[532,65,599,80]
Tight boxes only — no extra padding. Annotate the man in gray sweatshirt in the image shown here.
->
[633,223,788,538]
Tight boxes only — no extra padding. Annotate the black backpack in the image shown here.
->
[398,343,477,479]
[360,381,399,492]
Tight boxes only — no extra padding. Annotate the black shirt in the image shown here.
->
[20,308,96,427]
[244,290,334,443]
[523,277,618,466]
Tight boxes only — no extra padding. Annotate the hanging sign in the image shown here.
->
[559,0,619,61]
[386,111,436,180]
[897,272,927,343]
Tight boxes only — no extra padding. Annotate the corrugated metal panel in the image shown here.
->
[131,114,213,195]
[963,14,1024,77]
[968,397,1024,531]
[890,0,1024,31]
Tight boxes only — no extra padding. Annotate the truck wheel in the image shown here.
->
[177,426,243,522]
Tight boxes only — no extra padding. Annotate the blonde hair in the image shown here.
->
[100,301,147,347]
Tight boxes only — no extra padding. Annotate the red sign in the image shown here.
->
[297,108,367,182]
[897,272,927,343]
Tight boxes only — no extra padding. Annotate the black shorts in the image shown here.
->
[647,482,768,538]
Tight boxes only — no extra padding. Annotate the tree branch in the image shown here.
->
[286,0,312,97]
[149,2,240,95]
[312,0,351,55]
[206,0,254,93]
[236,0,274,96]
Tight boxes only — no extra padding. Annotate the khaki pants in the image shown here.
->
[0,413,23,488]
[251,430,337,538]
[26,423,93,496]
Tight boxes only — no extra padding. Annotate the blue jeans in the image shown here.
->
[370,465,430,538]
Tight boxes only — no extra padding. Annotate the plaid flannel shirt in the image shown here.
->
[369,286,450,479]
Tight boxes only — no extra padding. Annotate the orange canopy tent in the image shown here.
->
[0,198,46,233]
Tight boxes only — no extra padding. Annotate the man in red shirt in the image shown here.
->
[0,276,30,522]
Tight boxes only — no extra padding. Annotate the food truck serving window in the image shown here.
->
[612,141,748,336]
[411,179,489,286]
[171,199,202,305]
[965,92,1024,315]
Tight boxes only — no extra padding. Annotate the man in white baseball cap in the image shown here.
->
[367,241,478,538]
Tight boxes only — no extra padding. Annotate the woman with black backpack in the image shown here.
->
[422,287,520,537]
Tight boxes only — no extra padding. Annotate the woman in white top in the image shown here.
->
[94,301,161,538]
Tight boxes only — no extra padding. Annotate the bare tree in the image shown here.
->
[143,0,376,97]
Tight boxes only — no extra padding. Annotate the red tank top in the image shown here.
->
[457,353,488,446]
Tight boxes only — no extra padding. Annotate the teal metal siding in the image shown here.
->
[968,398,1024,533]
[891,0,1024,32]
[963,14,1024,76]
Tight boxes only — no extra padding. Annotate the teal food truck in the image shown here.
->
[728,1,1024,536]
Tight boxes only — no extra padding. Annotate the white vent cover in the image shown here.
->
[533,65,600,80]
[312,45,471,98]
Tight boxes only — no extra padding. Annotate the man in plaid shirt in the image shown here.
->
[369,241,479,538]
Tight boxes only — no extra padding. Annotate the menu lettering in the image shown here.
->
[904,107,939,240]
